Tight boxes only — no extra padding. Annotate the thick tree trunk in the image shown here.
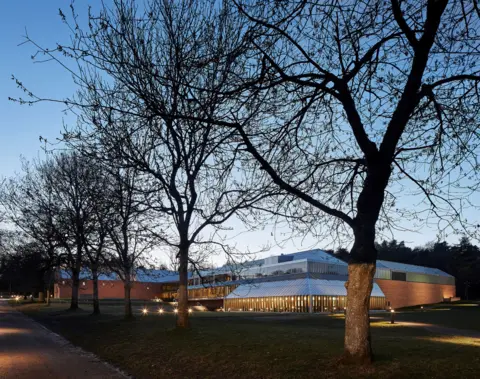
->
[70,271,80,310]
[124,280,133,320]
[343,161,389,363]
[344,261,376,364]
[39,292,45,303]
[46,289,51,306]
[176,247,190,328]
[92,267,100,315]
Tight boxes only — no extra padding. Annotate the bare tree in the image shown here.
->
[0,159,64,304]
[42,152,105,311]
[11,0,480,362]
[13,0,274,327]
[214,0,480,363]
[81,168,111,315]
[100,167,153,320]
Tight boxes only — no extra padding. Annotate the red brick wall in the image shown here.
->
[375,279,456,309]
[54,280,165,300]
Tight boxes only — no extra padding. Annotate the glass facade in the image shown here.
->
[239,261,309,279]
[188,284,237,300]
[225,295,386,312]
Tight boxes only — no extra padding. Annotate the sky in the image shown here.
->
[0,1,478,266]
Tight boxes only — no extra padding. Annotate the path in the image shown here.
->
[0,302,128,379]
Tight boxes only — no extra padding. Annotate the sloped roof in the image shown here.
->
[58,268,183,283]
[134,268,183,283]
[58,269,117,281]
[226,278,384,299]
[376,260,453,277]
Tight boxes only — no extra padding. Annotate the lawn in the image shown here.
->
[16,302,480,379]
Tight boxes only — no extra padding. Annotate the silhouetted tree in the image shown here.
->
[16,0,273,327]
[100,167,153,320]
[13,0,480,362]
[0,159,64,303]
[214,0,480,362]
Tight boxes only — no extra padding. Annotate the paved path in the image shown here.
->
[0,302,128,379]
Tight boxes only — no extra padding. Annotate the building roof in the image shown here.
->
[134,268,184,283]
[58,269,102,280]
[226,278,385,299]
[277,249,347,265]
[376,260,453,277]
[191,249,347,279]
[58,268,182,283]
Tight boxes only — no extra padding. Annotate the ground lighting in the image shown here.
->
[390,309,395,324]
[142,308,148,315]
[158,308,164,314]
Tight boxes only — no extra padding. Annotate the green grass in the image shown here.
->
[17,302,480,379]
[380,302,480,332]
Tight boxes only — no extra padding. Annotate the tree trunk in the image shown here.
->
[92,266,100,315]
[124,279,133,320]
[39,292,45,303]
[342,158,390,363]
[176,247,190,328]
[344,261,376,364]
[70,271,80,310]
[45,270,54,306]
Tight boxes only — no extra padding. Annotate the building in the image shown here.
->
[54,268,181,300]
[54,249,456,311]
[186,249,456,311]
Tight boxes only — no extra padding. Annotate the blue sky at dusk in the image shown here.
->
[0,1,477,265]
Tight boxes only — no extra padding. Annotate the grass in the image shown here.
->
[16,302,480,379]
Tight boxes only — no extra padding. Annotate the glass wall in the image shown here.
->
[240,261,309,279]
[224,295,386,312]
[188,284,237,300]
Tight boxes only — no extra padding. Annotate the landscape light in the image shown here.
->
[158,308,164,314]
[188,308,193,314]
[142,308,148,315]
[390,309,395,324]
[174,308,178,313]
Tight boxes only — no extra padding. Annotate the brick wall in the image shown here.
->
[54,279,165,300]
[375,279,456,309]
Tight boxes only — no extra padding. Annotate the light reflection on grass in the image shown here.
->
[419,336,480,347]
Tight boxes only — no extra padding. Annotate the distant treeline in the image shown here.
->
[329,237,480,300]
